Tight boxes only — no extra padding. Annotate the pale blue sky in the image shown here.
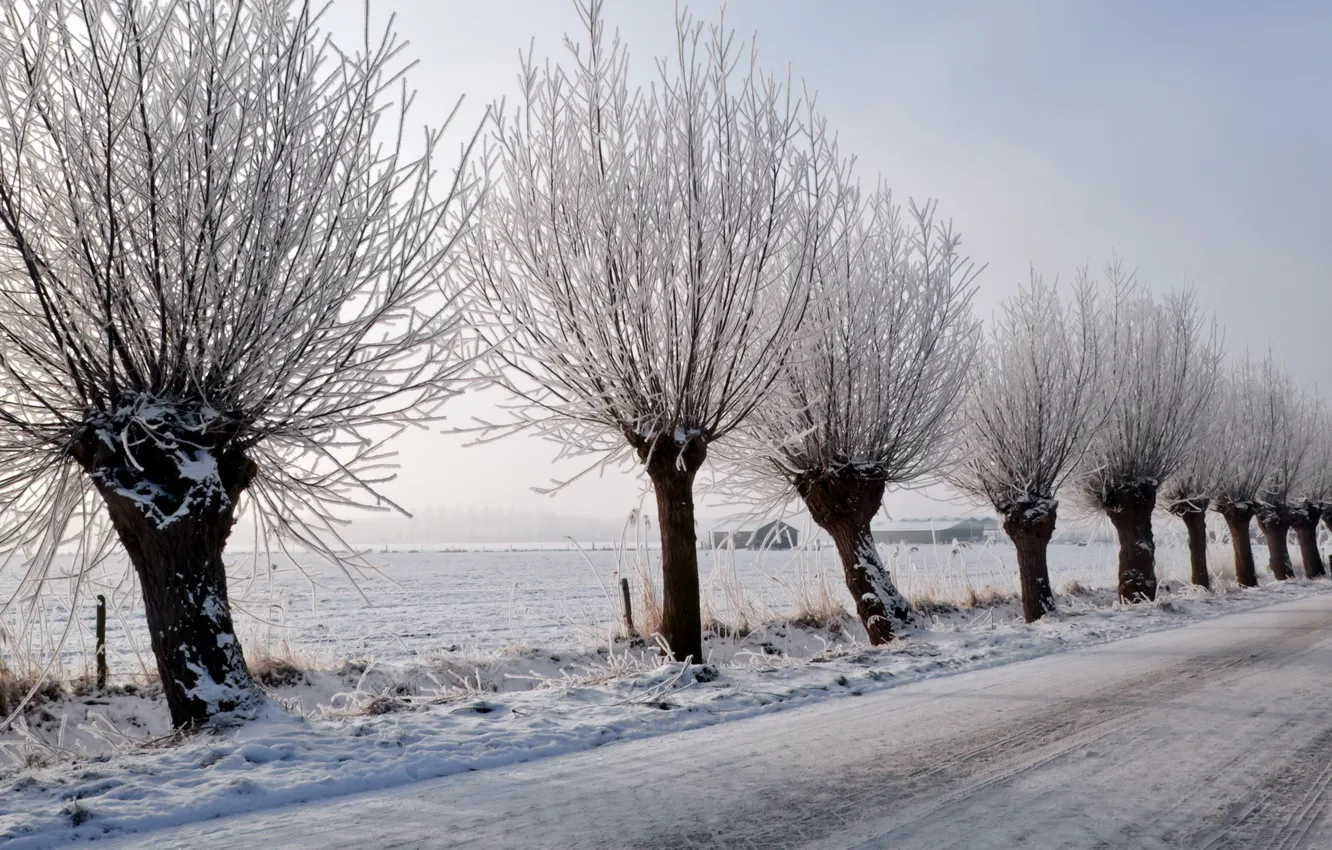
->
[321,0,1332,524]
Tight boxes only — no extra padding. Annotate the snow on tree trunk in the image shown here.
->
[797,474,913,643]
[1217,503,1259,588]
[1003,502,1057,623]
[1256,507,1294,581]
[71,402,257,728]
[1105,482,1159,603]
[1172,503,1211,590]
[639,436,707,663]
[1323,511,1332,575]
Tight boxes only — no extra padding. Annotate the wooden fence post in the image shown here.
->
[620,577,635,636]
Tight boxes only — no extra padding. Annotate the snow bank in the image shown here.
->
[2,578,1330,847]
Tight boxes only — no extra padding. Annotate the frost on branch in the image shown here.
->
[1210,354,1283,587]
[0,0,479,726]
[1252,368,1318,581]
[1080,267,1221,602]
[465,0,813,662]
[950,273,1107,622]
[738,168,981,642]
[1290,400,1332,579]
[1160,410,1226,589]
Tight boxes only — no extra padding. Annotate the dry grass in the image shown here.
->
[631,560,663,640]
[1059,579,1092,597]
[604,523,1044,645]
[1210,561,1237,586]
[241,627,330,690]
[249,656,309,689]
[0,666,62,718]
[784,559,846,629]
[420,651,512,696]
[702,550,777,638]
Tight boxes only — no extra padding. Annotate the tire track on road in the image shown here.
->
[637,603,1332,850]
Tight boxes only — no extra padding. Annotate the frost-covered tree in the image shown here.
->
[1211,355,1281,588]
[464,1,813,662]
[951,274,1106,623]
[1160,417,1225,589]
[1255,377,1318,581]
[1081,276,1221,602]
[1290,402,1330,580]
[743,184,979,643]
[1312,409,1332,569]
[0,0,478,726]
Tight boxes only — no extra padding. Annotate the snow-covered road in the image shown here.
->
[125,592,1332,849]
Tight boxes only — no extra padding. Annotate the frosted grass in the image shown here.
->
[0,533,1226,681]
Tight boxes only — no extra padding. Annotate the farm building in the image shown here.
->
[709,520,799,550]
[872,517,1000,546]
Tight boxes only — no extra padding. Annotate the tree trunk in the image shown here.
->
[1324,510,1332,576]
[1291,505,1325,579]
[1170,502,1210,589]
[796,473,912,644]
[637,434,707,663]
[1217,503,1258,588]
[1003,503,1057,623]
[1324,511,1332,575]
[72,415,258,729]
[1256,506,1294,581]
[1105,483,1159,603]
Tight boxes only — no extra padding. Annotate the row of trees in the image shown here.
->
[0,0,1320,729]
[466,1,990,659]
[467,2,1329,658]
[953,276,1329,623]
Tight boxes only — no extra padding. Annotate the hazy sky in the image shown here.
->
[320,0,1332,526]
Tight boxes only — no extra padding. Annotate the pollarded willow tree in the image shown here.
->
[1081,275,1221,602]
[951,274,1107,623]
[1292,402,1332,579]
[0,0,479,727]
[1160,416,1225,590]
[1211,355,1280,588]
[465,1,815,661]
[1254,375,1318,581]
[743,184,980,644]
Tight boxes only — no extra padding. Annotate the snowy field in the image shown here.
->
[0,529,1241,678]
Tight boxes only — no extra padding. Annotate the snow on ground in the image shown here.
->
[2,549,1330,848]
[118,592,1332,850]
[0,533,1242,671]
